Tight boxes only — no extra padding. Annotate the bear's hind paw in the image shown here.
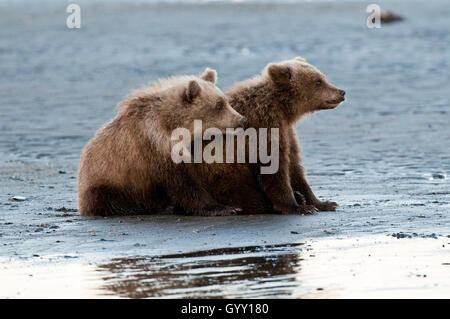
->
[200,205,242,217]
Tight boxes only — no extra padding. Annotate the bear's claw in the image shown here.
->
[298,205,319,215]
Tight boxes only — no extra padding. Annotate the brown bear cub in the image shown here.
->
[78,69,246,216]
[191,57,345,215]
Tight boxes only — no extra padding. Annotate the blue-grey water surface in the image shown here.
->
[0,0,449,298]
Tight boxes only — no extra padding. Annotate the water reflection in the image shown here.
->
[96,243,305,298]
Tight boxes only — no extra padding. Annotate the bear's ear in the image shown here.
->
[294,56,307,62]
[267,64,291,85]
[201,68,217,84]
[184,80,201,103]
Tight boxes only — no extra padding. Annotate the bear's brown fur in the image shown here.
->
[78,69,246,216]
[189,57,345,215]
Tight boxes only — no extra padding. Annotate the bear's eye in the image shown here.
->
[316,79,322,87]
[216,101,224,110]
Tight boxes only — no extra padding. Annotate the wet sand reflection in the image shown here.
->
[96,243,305,298]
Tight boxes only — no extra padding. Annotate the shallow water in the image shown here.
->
[1,236,449,298]
[1,0,449,180]
[0,0,449,298]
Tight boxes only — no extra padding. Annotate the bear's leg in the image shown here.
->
[252,133,317,215]
[215,181,274,215]
[289,163,338,211]
[165,167,241,216]
[255,162,317,215]
[288,128,338,212]
[79,185,153,216]
[231,178,275,214]
[239,190,274,214]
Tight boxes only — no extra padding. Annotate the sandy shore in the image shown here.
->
[0,0,449,298]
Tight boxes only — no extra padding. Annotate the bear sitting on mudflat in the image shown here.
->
[190,57,345,215]
[78,69,246,216]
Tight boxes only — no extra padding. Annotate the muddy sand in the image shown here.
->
[0,0,449,298]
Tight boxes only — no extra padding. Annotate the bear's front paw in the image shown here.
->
[314,200,338,212]
[275,204,318,215]
[297,205,319,215]
[203,205,242,217]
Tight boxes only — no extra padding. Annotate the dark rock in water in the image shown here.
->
[381,10,404,23]
[392,232,411,239]
[48,206,78,213]
[432,173,445,179]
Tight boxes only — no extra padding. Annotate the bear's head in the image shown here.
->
[171,68,246,135]
[266,57,345,118]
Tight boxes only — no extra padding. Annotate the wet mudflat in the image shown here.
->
[1,0,449,298]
